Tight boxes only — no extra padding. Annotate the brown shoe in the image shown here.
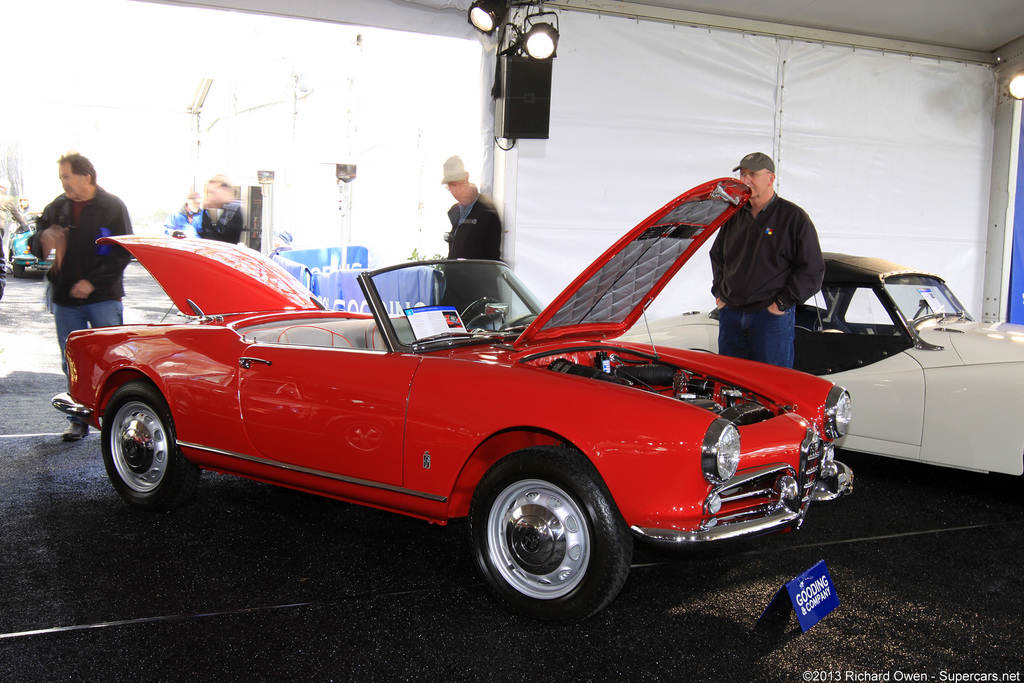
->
[62,422,89,442]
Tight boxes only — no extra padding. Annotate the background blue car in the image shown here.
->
[8,216,54,278]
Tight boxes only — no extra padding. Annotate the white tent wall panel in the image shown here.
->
[778,43,995,311]
[514,15,782,316]
[511,10,996,319]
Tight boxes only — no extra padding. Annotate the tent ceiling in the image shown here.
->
[601,0,1024,53]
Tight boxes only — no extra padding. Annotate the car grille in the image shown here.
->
[711,463,798,526]
[799,429,822,514]
[708,428,820,530]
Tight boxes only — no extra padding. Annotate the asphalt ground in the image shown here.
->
[2,264,1024,682]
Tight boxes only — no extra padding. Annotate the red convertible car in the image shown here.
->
[55,178,852,622]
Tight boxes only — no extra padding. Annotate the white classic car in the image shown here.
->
[621,253,1024,475]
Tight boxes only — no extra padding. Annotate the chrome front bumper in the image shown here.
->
[811,460,854,502]
[631,455,853,548]
[52,392,93,419]
[631,463,804,546]
[632,505,802,545]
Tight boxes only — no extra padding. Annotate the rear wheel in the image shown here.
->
[469,446,633,622]
[101,380,199,511]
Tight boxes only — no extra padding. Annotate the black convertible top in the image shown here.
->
[823,253,941,286]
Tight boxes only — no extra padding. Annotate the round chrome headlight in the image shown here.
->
[702,418,741,485]
[824,386,852,439]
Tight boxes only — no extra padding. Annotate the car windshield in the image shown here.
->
[366,260,545,347]
[882,275,972,324]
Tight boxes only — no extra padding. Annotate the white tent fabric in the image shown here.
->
[510,11,996,318]
[144,1,997,316]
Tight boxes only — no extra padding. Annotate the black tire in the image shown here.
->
[11,261,25,278]
[101,380,200,511]
[469,446,633,622]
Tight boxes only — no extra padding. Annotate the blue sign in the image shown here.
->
[1010,112,1024,324]
[758,560,840,632]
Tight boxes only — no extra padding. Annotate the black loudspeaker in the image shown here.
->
[494,55,552,140]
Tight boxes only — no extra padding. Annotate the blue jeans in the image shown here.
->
[54,299,124,424]
[718,306,795,368]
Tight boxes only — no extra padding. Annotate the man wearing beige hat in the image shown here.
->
[442,155,502,260]
[709,152,824,368]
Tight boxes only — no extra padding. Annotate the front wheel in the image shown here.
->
[101,380,200,511]
[469,446,633,622]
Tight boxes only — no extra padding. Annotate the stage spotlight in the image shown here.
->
[523,21,558,59]
[469,0,506,34]
[1010,73,1024,100]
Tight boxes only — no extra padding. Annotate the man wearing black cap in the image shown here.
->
[709,152,824,368]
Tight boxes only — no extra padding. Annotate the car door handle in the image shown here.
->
[239,357,272,369]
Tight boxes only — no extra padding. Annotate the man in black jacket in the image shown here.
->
[442,156,502,261]
[710,152,824,368]
[200,174,244,243]
[32,153,133,441]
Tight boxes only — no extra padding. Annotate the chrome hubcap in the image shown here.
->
[122,417,156,474]
[487,479,590,599]
[111,401,169,493]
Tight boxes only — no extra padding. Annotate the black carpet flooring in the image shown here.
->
[1,433,1022,682]
[2,266,1022,680]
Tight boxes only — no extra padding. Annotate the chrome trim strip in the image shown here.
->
[177,440,448,503]
[714,463,794,495]
[719,486,773,504]
[631,506,801,545]
[51,393,92,419]
[712,503,774,525]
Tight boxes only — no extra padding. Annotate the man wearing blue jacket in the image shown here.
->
[164,191,203,238]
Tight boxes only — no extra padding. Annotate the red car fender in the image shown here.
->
[66,325,255,455]
[403,352,738,527]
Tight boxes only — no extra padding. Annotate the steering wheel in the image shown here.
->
[466,313,503,331]
[913,300,933,319]
[460,297,499,322]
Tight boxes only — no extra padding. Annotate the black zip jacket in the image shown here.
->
[31,186,133,306]
[446,195,502,261]
[710,193,824,312]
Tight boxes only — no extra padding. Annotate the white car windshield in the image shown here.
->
[883,275,972,324]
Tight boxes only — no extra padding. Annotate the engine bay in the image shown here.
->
[523,347,779,424]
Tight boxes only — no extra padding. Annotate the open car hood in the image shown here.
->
[100,235,321,315]
[514,178,749,349]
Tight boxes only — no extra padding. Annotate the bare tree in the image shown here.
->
[1,141,24,195]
